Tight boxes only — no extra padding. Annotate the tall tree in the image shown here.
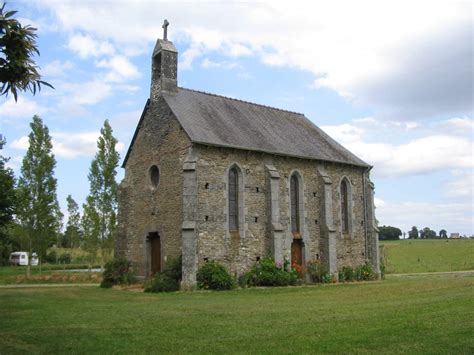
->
[408,226,419,239]
[17,115,62,265]
[63,195,82,248]
[0,137,17,264]
[439,229,448,239]
[82,120,119,267]
[0,3,53,101]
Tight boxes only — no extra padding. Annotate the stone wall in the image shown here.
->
[115,96,190,277]
[193,144,369,276]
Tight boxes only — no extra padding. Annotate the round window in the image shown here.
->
[149,165,160,188]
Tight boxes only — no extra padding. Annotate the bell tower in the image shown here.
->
[150,19,178,100]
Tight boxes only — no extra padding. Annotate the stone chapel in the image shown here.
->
[115,23,380,288]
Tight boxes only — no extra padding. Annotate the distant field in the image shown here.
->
[0,266,102,285]
[1,274,472,354]
[381,239,474,274]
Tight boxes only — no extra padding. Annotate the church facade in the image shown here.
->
[115,27,380,288]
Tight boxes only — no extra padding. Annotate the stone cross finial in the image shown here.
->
[162,19,169,40]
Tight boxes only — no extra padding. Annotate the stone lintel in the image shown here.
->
[182,221,196,230]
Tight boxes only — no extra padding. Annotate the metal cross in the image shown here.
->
[162,19,169,40]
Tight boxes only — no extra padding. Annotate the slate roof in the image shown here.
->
[122,87,370,168]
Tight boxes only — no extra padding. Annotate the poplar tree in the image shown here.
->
[17,115,62,265]
[63,195,81,248]
[82,120,119,268]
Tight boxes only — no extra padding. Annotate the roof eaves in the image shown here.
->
[121,99,150,168]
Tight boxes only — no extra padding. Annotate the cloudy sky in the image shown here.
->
[1,0,473,236]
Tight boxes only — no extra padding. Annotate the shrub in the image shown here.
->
[244,257,298,287]
[100,258,136,288]
[338,266,355,282]
[45,250,57,264]
[58,253,71,264]
[354,263,376,281]
[145,256,182,293]
[306,260,330,283]
[197,261,234,290]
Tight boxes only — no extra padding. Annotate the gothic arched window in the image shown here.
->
[290,174,300,234]
[228,167,239,231]
[341,179,349,233]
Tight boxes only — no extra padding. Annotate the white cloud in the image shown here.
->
[96,55,141,82]
[62,80,112,106]
[10,136,30,150]
[51,132,100,159]
[445,170,474,198]
[0,97,47,119]
[42,1,472,119]
[201,58,241,70]
[67,33,115,59]
[321,119,474,177]
[376,199,473,235]
[42,60,74,78]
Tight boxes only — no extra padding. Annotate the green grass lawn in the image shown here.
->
[1,274,473,354]
[381,239,474,274]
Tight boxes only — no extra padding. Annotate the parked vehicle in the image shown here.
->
[9,252,39,266]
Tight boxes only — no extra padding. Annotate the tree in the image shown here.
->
[378,225,402,240]
[408,226,419,239]
[439,229,448,239]
[0,137,17,264]
[0,3,53,101]
[16,115,62,265]
[82,120,120,268]
[420,227,437,239]
[63,195,82,248]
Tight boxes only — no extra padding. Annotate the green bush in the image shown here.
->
[58,253,71,264]
[100,258,136,288]
[145,256,182,293]
[197,261,234,290]
[306,260,330,283]
[338,266,355,282]
[45,250,57,264]
[338,263,376,282]
[244,257,298,287]
[354,263,376,281]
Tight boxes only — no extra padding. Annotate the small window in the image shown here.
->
[228,167,239,231]
[341,179,349,233]
[149,165,160,188]
[290,174,300,234]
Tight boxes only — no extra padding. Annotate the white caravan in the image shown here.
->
[9,252,39,266]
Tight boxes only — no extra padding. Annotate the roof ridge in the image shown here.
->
[178,86,304,116]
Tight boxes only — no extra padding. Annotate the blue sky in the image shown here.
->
[1,0,473,236]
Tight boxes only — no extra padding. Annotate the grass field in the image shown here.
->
[381,239,474,274]
[1,273,473,354]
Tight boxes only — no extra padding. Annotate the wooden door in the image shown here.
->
[150,236,161,276]
[291,240,303,275]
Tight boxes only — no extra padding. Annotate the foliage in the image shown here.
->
[145,256,182,293]
[420,227,437,239]
[354,263,376,281]
[0,3,53,101]
[196,261,234,290]
[378,225,402,240]
[0,140,17,264]
[439,229,448,239]
[82,120,120,268]
[243,257,298,287]
[338,266,356,282]
[16,115,62,261]
[408,226,419,239]
[306,260,330,283]
[63,195,82,248]
[100,258,136,288]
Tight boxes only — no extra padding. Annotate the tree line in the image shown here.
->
[0,115,119,267]
[378,225,449,240]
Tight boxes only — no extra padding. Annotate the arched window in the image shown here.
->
[290,174,300,234]
[341,179,349,233]
[228,167,239,231]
